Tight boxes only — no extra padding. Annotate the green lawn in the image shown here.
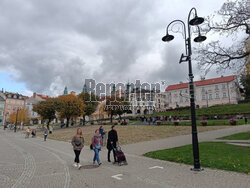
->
[217,131,250,140]
[144,103,250,117]
[144,142,250,174]
[131,119,246,126]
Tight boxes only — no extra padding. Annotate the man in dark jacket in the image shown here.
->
[107,125,118,163]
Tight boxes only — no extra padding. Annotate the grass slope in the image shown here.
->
[217,131,250,140]
[146,103,250,117]
[144,142,250,174]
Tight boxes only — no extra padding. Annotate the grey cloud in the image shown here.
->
[0,0,233,95]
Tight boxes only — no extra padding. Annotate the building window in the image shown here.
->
[202,87,205,92]
[180,96,183,103]
[8,100,11,104]
[202,94,206,100]
[215,93,219,99]
[209,94,212,100]
[8,105,11,110]
[223,92,227,98]
[215,85,219,90]
[222,84,226,89]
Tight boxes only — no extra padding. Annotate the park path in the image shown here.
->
[123,124,250,155]
[0,125,249,188]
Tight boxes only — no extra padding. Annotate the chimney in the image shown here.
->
[200,76,205,81]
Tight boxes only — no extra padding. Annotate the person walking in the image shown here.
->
[107,125,118,163]
[44,128,48,141]
[244,116,248,124]
[25,127,31,138]
[92,129,103,166]
[71,128,84,169]
[99,126,106,139]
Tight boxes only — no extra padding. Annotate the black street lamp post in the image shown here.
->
[162,8,206,171]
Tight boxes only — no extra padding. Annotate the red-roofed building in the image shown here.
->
[165,75,241,109]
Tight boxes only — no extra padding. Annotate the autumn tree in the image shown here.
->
[78,92,99,123]
[240,73,250,101]
[195,0,249,72]
[33,98,56,129]
[8,108,30,125]
[55,94,85,127]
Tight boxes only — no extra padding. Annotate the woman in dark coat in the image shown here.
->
[107,125,118,163]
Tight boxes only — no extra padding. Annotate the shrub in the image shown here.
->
[173,120,179,126]
[228,118,238,125]
[200,120,208,126]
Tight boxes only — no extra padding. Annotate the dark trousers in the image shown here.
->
[74,150,81,163]
[108,148,117,162]
[44,135,47,141]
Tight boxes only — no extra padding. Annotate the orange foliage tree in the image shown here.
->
[55,94,85,127]
[8,108,30,125]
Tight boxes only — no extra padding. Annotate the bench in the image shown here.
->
[155,120,162,125]
[213,121,226,125]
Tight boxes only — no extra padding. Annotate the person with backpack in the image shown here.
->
[91,129,103,166]
[107,125,118,163]
[71,128,84,169]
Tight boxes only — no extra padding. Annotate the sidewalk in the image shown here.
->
[1,125,249,188]
[123,124,250,155]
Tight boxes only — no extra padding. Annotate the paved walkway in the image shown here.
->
[123,124,250,155]
[0,125,249,188]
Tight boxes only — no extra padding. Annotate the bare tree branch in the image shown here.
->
[195,0,250,73]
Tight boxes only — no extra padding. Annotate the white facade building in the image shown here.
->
[165,75,241,109]
[26,93,50,124]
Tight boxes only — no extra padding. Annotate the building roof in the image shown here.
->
[36,94,50,100]
[4,92,26,100]
[165,75,236,91]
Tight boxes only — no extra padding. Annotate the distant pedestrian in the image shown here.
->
[25,127,31,138]
[49,126,53,134]
[31,129,37,138]
[99,126,106,139]
[92,129,103,166]
[107,125,118,163]
[71,128,84,169]
[244,116,248,124]
[44,128,48,141]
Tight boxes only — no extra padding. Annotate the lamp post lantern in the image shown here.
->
[162,8,206,171]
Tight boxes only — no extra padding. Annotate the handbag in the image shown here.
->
[90,144,93,150]
[75,142,81,147]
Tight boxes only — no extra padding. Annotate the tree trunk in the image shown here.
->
[66,117,70,127]
[47,120,50,130]
[83,115,86,125]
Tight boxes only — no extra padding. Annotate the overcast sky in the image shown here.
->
[0,0,241,96]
